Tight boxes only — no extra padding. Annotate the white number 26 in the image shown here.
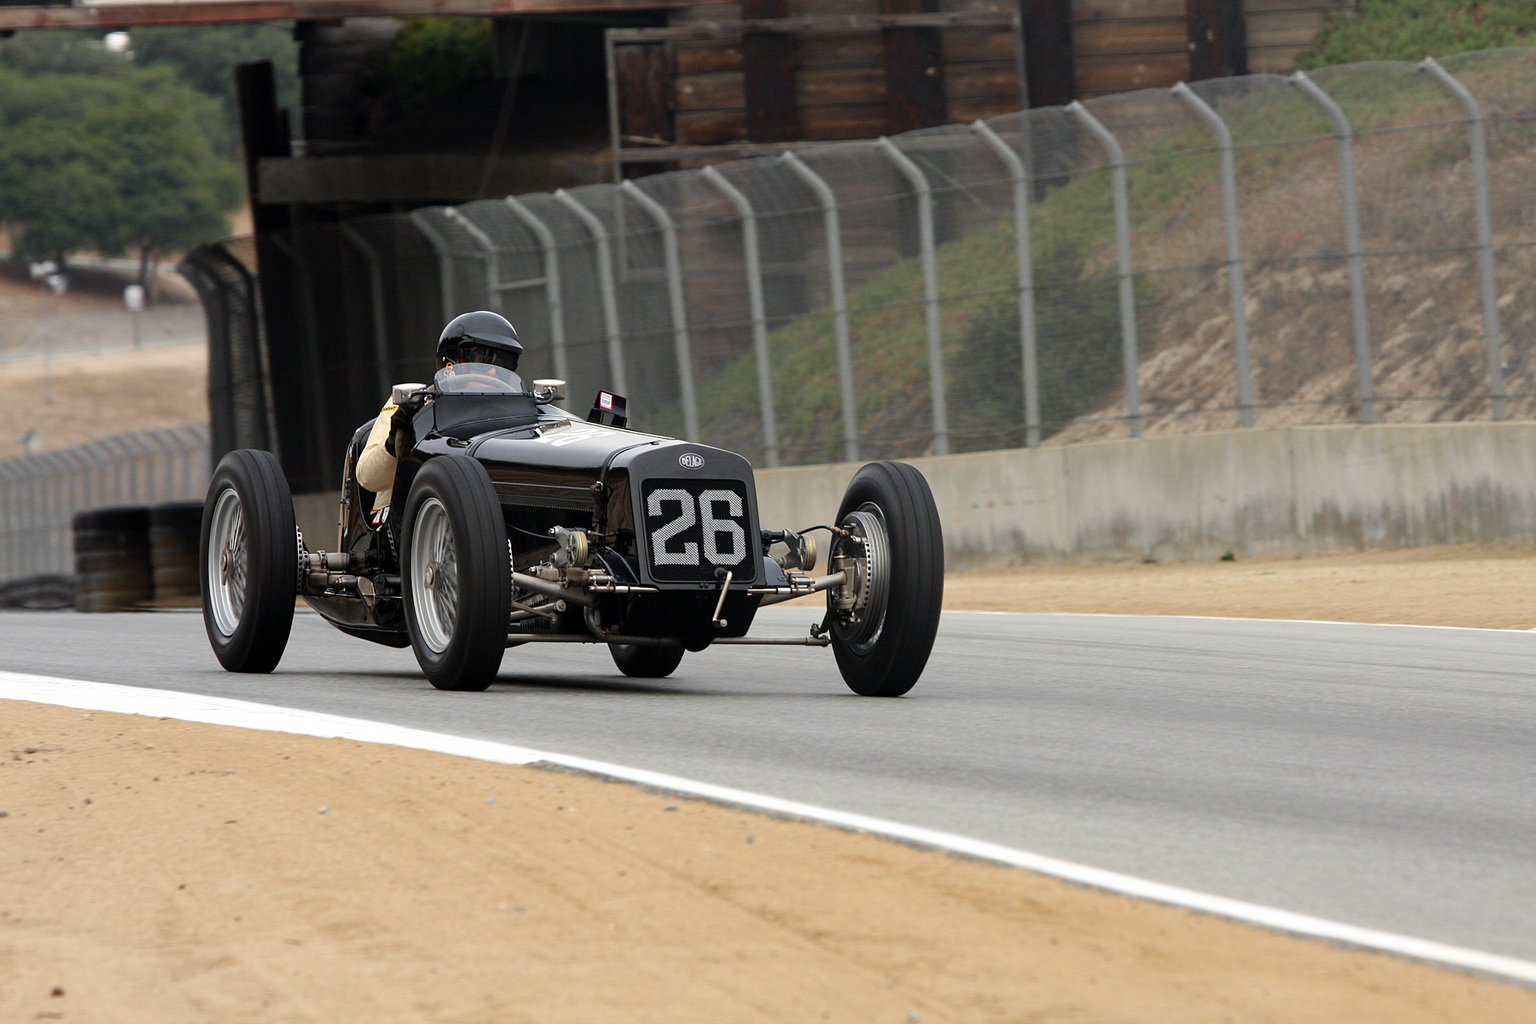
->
[647,488,745,566]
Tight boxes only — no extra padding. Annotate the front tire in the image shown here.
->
[827,462,943,697]
[199,450,298,673]
[401,456,510,691]
[609,643,685,678]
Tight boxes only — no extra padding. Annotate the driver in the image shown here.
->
[356,310,524,521]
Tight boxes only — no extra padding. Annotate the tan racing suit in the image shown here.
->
[357,383,426,511]
[355,404,397,511]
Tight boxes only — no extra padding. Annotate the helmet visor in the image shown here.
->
[455,341,519,368]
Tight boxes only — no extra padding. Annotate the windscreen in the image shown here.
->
[434,362,526,395]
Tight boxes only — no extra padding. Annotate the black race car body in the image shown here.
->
[307,389,780,653]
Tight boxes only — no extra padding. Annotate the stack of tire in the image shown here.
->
[148,501,204,605]
[72,501,204,611]
[73,506,152,612]
[0,574,77,610]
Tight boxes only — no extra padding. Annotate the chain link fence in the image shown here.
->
[0,426,208,584]
[5,47,1536,585]
[245,46,1536,473]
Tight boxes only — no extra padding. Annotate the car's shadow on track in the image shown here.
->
[307,667,713,697]
[278,666,855,701]
[494,674,696,696]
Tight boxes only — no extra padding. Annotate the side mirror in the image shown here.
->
[391,382,428,405]
[531,378,567,403]
[587,390,628,428]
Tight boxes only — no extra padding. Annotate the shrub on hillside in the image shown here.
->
[1295,0,1536,68]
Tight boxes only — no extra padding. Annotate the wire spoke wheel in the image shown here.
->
[410,498,458,654]
[198,449,298,674]
[401,456,511,691]
[206,487,247,636]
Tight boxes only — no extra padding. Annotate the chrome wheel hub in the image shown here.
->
[832,503,890,654]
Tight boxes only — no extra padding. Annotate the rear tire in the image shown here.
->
[827,462,943,697]
[199,450,298,673]
[609,643,685,678]
[401,456,510,691]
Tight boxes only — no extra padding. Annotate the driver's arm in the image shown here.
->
[355,401,399,499]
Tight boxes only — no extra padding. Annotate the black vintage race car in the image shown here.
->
[198,363,943,695]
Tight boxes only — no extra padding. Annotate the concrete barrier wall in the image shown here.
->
[752,423,1536,569]
[289,422,1536,568]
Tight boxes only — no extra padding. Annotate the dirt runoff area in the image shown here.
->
[2,696,1532,1023]
[943,543,1536,630]
[0,342,207,461]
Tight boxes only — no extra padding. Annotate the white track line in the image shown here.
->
[5,669,1536,988]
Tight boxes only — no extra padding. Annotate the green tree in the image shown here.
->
[0,25,299,159]
[0,67,242,281]
[375,17,493,113]
[129,22,299,156]
[0,28,123,77]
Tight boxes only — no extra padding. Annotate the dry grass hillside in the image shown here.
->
[1055,56,1536,441]
[0,263,207,460]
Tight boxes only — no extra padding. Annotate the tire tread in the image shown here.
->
[831,461,943,697]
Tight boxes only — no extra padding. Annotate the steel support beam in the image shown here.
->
[1172,82,1254,428]
[1420,57,1506,421]
[1067,101,1142,437]
[969,120,1040,447]
[1292,71,1376,424]
[554,190,628,397]
[504,197,567,383]
[620,180,700,441]
[780,152,859,462]
[702,165,781,467]
[876,136,950,455]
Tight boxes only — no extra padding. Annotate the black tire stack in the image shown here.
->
[0,574,77,610]
[71,502,207,611]
[73,506,153,612]
[149,501,204,605]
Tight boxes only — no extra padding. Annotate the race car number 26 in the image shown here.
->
[646,487,746,568]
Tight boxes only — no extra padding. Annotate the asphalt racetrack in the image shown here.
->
[3,607,1534,963]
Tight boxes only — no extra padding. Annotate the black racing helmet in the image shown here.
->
[436,310,523,372]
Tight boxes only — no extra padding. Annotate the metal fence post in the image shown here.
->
[1291,71,1376,425]
[701,165,781,467]
[1420,57,1506,421]
[504,196,568,383]
[780,152,859,463]
[620,180,700,442]
[1067,101,1142,437]
[876,137,950,456]
[969,120,1041,448]
[338,224,393,396]
[444,207,503,312]
[408,210,459,326]
[1171,83,1255,429]
[554,189,628,397]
